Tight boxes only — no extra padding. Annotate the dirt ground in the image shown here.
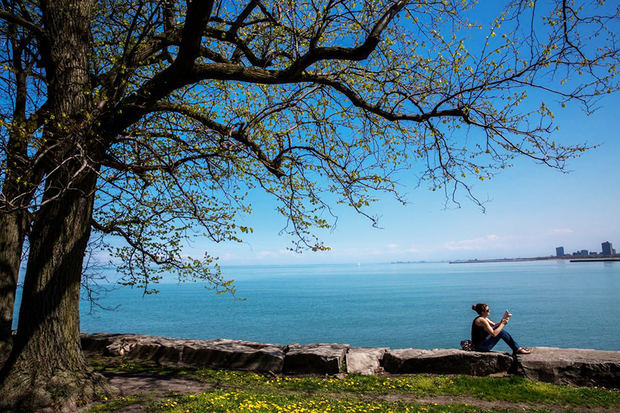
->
[79,370,214,412]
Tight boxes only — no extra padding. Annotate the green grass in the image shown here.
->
[87,395,147,412]
[89,357,198,376]
[147,390,551,413]
[88,358,620,412]
[442,375,618,406]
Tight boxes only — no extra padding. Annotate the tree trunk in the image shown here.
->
[0,7,35,351]
[0,171,114,411]
[0,1,115,410]
[0,210,26,352]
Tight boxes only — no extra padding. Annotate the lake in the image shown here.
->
[13,260,620,352]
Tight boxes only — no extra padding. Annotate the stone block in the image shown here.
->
[346,347,389,375]
[383,348,513,376]
[514,347,620,388]
[80,332,123,354]
[283,343,349,375]
[181,338,285,373]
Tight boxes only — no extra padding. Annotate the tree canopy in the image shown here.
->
[0,0,618,410]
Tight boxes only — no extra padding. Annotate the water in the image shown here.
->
[13,260,620,351]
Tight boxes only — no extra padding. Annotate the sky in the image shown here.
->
[193,91,620,266]
[79,1,618,268]
[178,2,620,266]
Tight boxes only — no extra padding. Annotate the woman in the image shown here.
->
[471,303,531,354]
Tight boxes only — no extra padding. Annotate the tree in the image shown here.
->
[0,0,617,410]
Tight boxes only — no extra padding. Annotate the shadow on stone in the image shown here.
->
[383,349,513,376]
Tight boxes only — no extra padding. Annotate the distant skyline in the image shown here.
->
[179,93,619,266]
[557,241,615,257]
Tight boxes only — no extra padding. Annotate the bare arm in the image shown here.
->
[479,317,507,337]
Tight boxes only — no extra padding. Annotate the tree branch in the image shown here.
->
[92,219,170,266]
[0,8,45,38]
[174,0,215,69]
[147,102,286,178]
[280,0,409,77]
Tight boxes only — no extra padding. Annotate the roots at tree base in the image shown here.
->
[0,359,117,412]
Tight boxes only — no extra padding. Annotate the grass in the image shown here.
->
[87,395,146,412]
[148,391,530,413]
[87,358,620,412]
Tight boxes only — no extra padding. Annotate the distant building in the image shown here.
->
[579,250,589,257]
[602,241,613,256]
[556,246,565,257]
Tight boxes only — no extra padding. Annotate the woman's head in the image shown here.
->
[472,303,489,315]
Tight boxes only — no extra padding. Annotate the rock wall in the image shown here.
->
[82,333,286,373]
[81,333,620,389]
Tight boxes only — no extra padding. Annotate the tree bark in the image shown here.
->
[0,211,26,350]
[0,171,114,411]
[0,1,115,410]
[0,4,35,350]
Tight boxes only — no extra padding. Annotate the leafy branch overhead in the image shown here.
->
[0,0,618,290]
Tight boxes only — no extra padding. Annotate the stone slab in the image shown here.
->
[181,338,285,373]
[81,333,285,373]
[346,347,389,375]
[283,343,350,375]
[515,347,620,388]
[383,348,514,376]
[81,332,123,353]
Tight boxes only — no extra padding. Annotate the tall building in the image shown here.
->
[602,241,613,256]
[556,246,565,257]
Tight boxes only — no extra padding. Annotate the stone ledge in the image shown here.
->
[383,348,514,376]
[515,347,620,388]
[81,333,285,373]
[81,333,620,388]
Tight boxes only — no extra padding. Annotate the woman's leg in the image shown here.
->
[496,329,520,353]
[476,329,520,353]
[475,334,501,351]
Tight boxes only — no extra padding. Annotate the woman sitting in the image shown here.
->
[471,303,531,354]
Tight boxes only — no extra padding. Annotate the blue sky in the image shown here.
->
[192,92,619,265]
[186,2,620,266]
[79,1,616,268]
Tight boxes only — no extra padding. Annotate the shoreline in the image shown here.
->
[449,256,620,264]
[569,257,620,262]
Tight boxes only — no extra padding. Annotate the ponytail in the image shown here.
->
[472,303,487,315]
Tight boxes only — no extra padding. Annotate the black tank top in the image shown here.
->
[471,316,488,347]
